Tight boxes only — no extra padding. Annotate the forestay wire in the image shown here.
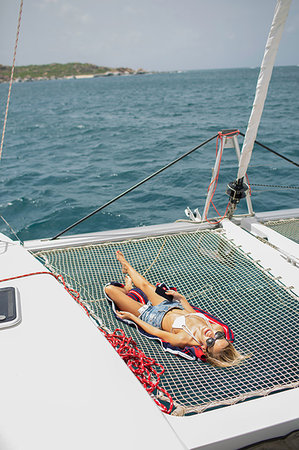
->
[51,130,298,240]
[51,134,218,240]
[239,132,299,168]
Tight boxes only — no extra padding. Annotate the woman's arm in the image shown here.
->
[116,311,186,348]
[166,290,195,313]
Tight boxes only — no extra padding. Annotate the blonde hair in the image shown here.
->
[206,342,249,368]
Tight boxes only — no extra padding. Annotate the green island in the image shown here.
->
[0,62,147,83]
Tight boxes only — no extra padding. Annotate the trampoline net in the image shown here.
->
[35,229,299,415]
[263,218,299,244]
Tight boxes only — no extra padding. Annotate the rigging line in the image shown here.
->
[0,0,23,161]
[0,215,24,245]
[51,133,218,240]
[239,132,299,168]
[250,183,299,190]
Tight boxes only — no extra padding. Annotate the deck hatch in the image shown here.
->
[0,287,21,329]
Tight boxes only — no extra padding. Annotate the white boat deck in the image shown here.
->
[23,221,213,251]
[0,234,184,450]
[1,210,298,449]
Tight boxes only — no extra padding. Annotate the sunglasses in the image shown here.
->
[206,331,226,348]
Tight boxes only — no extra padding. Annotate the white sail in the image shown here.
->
[237,0,292,180]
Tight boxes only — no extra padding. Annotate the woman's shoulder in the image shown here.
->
[171,330,192,348]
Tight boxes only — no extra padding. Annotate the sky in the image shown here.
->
[1,0,298,71]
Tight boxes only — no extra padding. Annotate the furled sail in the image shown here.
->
[237,0,292,180]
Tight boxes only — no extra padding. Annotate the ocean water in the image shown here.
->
[0,66,298,241]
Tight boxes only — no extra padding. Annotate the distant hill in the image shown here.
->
[0,62,146,82]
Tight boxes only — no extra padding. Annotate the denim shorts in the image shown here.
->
[138,299,183,329]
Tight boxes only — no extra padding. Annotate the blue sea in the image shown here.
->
[0,66,298,241]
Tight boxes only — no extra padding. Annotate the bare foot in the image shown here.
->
[116,251,129,274]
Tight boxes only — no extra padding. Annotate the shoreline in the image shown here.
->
[0,62,149,84]
[4,71,150,84]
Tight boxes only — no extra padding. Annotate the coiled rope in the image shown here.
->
[101,328,173,413]
[0,0,23,161]
[0,270,173,414]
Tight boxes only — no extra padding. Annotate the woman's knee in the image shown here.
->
[105,284,118,298]
[137,277,154,293]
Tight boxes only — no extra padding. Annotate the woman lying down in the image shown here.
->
[105,251,246,368]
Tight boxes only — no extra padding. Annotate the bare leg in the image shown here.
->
[105,284,141,316]
[124,275,132,292]
[116,251,166,306]
[108,275,132,295]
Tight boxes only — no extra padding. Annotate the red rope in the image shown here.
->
[204,129,250,224]
[245,173,252,196]
[0,270,173,414]
[204,131,229,224]
[101,328,173,414]
[0,271,88,313]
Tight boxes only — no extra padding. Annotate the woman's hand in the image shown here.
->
[166,290,195,313]
[166,290,185,302]
[116,310,136,321]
